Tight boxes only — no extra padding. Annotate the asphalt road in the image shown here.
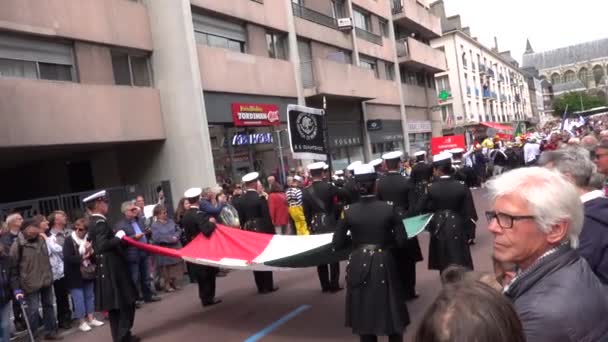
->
[62,189,493,342]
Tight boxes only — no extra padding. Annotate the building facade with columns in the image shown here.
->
[0,0,446,204]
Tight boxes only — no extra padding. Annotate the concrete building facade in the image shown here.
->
[0,0,446,203]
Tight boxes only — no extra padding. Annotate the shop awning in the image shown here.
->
[480,122,513,131]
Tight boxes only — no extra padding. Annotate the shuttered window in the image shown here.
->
[193,13,246,53]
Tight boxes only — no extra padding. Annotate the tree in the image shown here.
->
[552,92,605,117]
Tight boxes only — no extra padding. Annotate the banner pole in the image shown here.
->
[323,96,333,174]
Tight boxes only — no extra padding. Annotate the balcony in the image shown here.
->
[0,0,152,51]
[0,78,164,147]
[396,37,447,73]
[302,58,377,100]
[392,0,442,39]
[192,0,288,32]
[293,6,352,50]
[356,27,383,46]
[198,46,297,98]
[292,2,338,29]
[403,83,437,107]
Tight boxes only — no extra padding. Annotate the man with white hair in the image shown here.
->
[487,168,608,341]
[0,213,26,332]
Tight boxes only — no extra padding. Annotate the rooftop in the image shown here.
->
[522,37,608,70]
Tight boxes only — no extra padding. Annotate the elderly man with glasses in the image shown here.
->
[486,167,608,342]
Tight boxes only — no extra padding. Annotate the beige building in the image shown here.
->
[0,0,445,203]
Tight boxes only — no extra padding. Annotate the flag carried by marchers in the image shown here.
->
[403,214,434,238]
[287,104,327,160]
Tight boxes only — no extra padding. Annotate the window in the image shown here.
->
[0,34,74,81]
[111,51,151,87]
[331,0,346,18]
[385,62,395,81]
[441,104,453,123]
[462,52,467,68]
[379,19,389,38]
[266,32,288,60]
[353,8,371,31]
[359,56,379,78]
[436,75,449,90]
[427,74,435,88]
[193,13,246,53]
[401,69,417,85]
[416,71,425,87]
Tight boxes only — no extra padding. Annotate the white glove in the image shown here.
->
[115,230,126,239]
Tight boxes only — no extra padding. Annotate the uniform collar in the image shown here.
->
[581,190,605,203]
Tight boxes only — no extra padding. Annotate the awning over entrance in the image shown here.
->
[480,122,513,131]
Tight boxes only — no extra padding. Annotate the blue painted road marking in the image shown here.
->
[244,305,312,342]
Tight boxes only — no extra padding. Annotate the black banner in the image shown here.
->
[287,104,327,161]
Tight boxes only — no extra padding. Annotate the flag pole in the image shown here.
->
[560,104,569,131]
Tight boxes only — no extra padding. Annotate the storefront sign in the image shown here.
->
[408,121,432,133]
[231,133,274,146]
[232,103,280,126]
[287,104,327,160]
[366,120,383,131]
[333,136,362,147]
[431,135,466,155]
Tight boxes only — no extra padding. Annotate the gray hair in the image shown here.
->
[121,201,133,214]
[5,213,22,225]
[538,147,593,188]
[588,173,606,191]
[487,167,583,249]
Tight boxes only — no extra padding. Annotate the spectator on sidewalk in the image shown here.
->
[46,211,73,330]
[200,187,225,221]
[63,217,104,332]
[10,218,62,340]
[151,204,185,292]
[0,237,19,342]
[0,213,26,333]
[286,176,308,236]
[268,183,290,235]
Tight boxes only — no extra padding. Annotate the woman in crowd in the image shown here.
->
[63,217,104,332]
[151,204,185,292]
[414,280,525,342]
[267,182,290,235]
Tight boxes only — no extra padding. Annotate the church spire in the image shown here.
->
[524,38,534,54]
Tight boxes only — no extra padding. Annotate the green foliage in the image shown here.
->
[552,92,605,117]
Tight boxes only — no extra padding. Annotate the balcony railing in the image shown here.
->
[355,27,383,46]
[292,2,338,30]
[391,0,404,14]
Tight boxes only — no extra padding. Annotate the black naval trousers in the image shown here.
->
[360,334,402,342]
[317,262,340,291]
[253,271,274,293]
[194,265,218,304]
[108,303,135,342]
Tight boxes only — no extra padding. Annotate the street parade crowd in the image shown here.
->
[1,116,608,341]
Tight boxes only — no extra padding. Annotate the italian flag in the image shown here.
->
[124,224,350,271]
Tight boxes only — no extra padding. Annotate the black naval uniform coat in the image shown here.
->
[89,214,138,312]
[423,176,477,271]
[333,195,410,335]
[302,180,339,234]
[376,171,423,294]
[181,206,219,303]
[342,178,361,205]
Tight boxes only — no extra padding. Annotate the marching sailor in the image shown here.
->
[232,172,279,294]
[344,161,363,204]
[376,151,423,300]
[180,187,222,307]
[303,162,343,293]
[369,158,384,175]
[333,163,410,342]
[422,152,478,273]
[450,147,476,188]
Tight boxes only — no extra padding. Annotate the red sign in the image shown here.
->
[431,135,466,155]
[232,103,280,126]
[495,133,513,141]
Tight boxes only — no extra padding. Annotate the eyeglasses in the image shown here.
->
[129,208,139,213]
[485,211,535,229]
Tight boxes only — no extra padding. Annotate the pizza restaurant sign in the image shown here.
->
[232,103,280,126]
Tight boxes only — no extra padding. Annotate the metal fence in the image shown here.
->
[292,3,338,29]
[0,180,174,225]
[355,27,383,46]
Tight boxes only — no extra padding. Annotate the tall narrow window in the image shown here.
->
[353,8,371,31]
[359,55,378,78]
[379,19,389,38]
[111,51,152,87]
[385,62,395,81]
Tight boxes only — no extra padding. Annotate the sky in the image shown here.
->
[442,0,608,64]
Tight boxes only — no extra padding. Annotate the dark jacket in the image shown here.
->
[9,233,53,294]
[233,190,275,234]
[89,214,137,311]
[0,231,18,254]
[114,217,148,263]
[580,193,608,284]
[63,234,93,290]
[0,254,18,305]
[505,245,608,342]
[302,180,339,233]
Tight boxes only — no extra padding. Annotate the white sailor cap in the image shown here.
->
[293,175,303,182]
[334,170,344,176]
[414,151,427,157]
[346,161,362,171]
[82,190,107,203]
[370,158,383,167]
[242,172,260,183]
[433,152,452,164]
[382,151,403,160]
[307,162,326,171]
[184,187,202,199]
[323,163,329,170]
[354,163,377,181]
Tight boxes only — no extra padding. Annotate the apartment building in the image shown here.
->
[0,0,445,203]
[430,1,532,132]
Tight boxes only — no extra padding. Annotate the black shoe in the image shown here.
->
[44,331,64,340]
[202,298,222,307]
[58,321,72,330]
[259,287,279,294]
[329,286,344,293]
[144,296,162,303]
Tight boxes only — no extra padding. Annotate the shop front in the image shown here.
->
[204,93,297,183]
[367,120,432,157]
[328,121,364,171]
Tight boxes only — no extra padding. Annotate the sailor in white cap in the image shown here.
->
[421,151,478,272]
[413,151,427,163]
[85,190,139,341]
[449,148,476,188]
[333,163,410,341]
[369,158,384,174]
[411,150,433,185]
[232,172,278,294]
[343,161,363,204]
[303,161,343,292]
[180,187,222,307]
[286,175,308,236]
[377,150,422,300]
